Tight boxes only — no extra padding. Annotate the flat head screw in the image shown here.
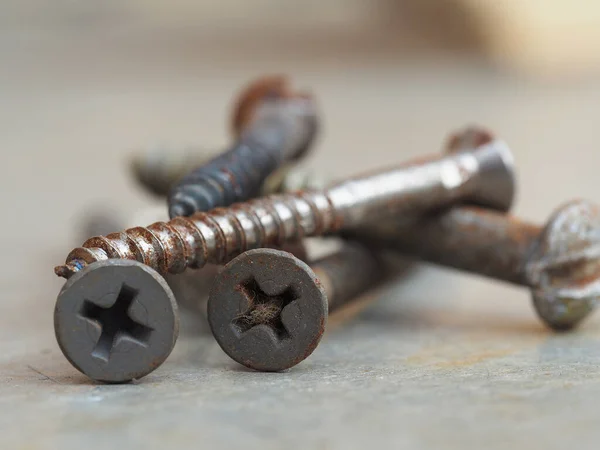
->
[54,259,179,382]
[56,125,516,280]
[168,75,318,218]
[208,244,388,371]
[353,200,600,331]
[54,126,515,377]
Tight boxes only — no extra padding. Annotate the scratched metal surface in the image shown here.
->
[2,13,600,450]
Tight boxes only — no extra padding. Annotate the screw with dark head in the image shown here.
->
[207,244,397,372]
[352,200,600,331]
[54,259,179,382]
[167,75,318,218]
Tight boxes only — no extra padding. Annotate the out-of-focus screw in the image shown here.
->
[352,200,600,331]
[208,244,394,371]
[130,146,326,199]
[56,126,515,279]
[167,75,318,218]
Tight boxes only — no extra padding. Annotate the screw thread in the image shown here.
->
[168,100,317,218]
[56,191,338,279]
[57,130,514,280]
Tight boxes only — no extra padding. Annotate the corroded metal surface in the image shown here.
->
[353,200,600,330]
[55,127,516,279]
[527,200,600,330]
[167,76,318,218]
[131,145,326,199]
[208,248,328,372]
[208,243,394,371]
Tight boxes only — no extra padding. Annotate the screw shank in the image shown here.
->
[327,142,511,227]
[168,100,317,218]
[311,243,387,312]
[352,207,540,286]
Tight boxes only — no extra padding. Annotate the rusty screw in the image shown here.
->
[352,200,600,331]
[130,145,326,199]
[167,75,318,218]
[53,126,514,381]
[56,126,515,279]
[208,244,391,371]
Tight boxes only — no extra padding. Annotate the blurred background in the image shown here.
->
[4,0,600,256]
[2,1,600,449]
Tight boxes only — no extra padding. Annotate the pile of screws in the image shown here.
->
[53,75,600,383]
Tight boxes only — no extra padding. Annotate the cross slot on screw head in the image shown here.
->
[55,259,179,383]
[231,278,299,340]
[208,248,328,372]
[79,284,153,363]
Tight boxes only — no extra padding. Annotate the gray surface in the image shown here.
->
[2,13,600,450]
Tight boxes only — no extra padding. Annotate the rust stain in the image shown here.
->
[433,348,515,368]
[405,346,516,368]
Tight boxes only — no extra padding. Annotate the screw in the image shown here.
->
[208,243,389,371]
[56,126,515,279]
[53,126,514,379]
[351,199,600,331]
[130,145,326,199]
[167,75,318,218]
[54,259,179,382]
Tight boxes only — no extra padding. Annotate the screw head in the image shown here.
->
[208,248,328,372]
[54,259,179,383]
[445,125,516,212]
[230,75,317,160]
[526,200,600,330]
[232,75,290,136]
